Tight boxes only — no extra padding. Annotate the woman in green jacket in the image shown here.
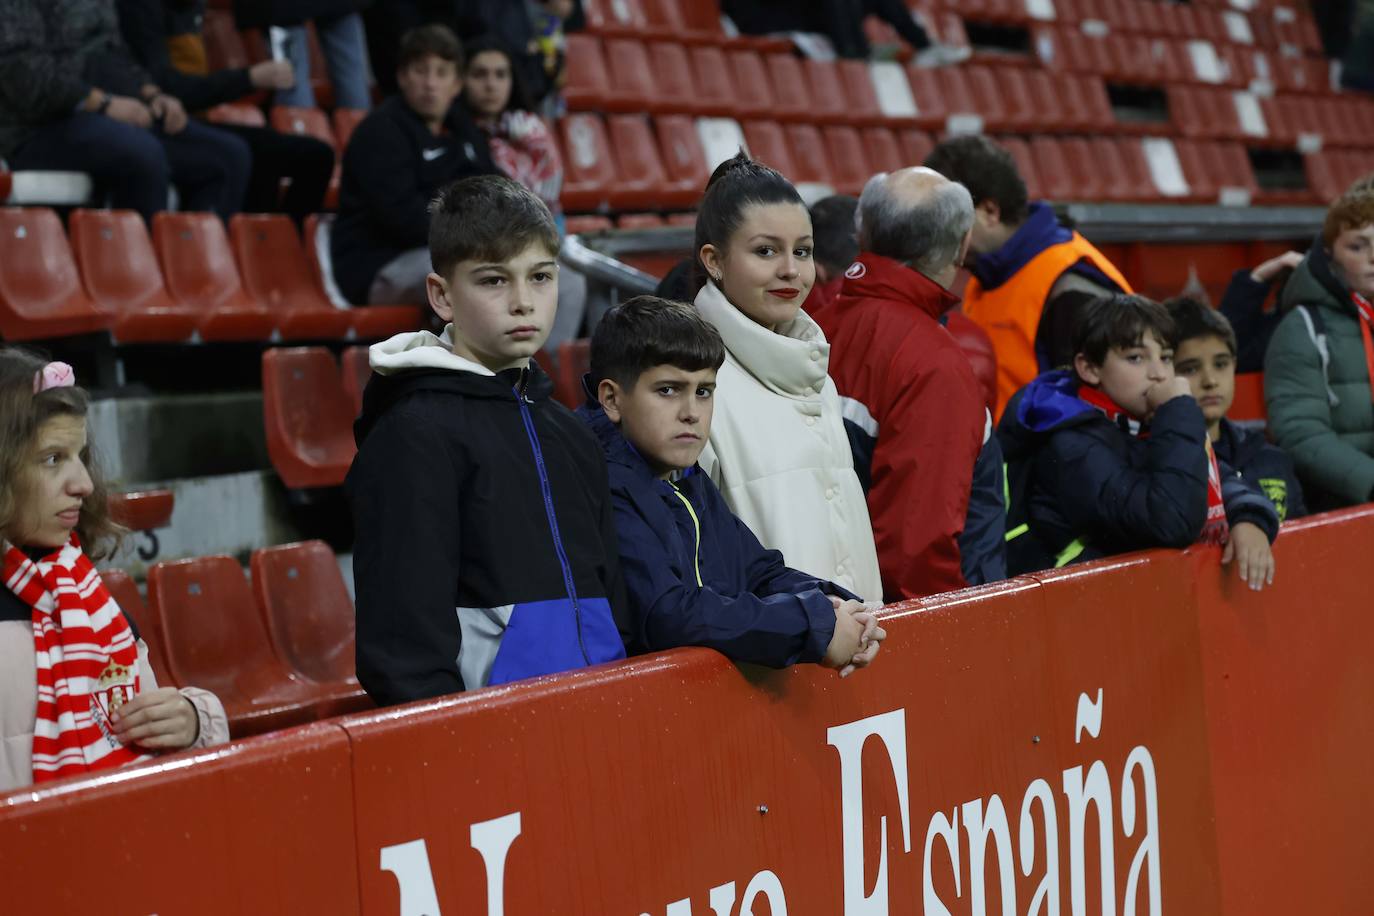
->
[1265,190,1374,510]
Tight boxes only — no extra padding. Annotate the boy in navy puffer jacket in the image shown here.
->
[579,296,884,673]
[998,294,1280,589]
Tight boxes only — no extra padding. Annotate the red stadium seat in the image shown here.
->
[726,50,777,121]
[68,209,199,343]
[269,107,340,207]
[802,59,856,126]
[100,569,177,688]
[905,68,948,131]
[821,126,872,196]
[229,214,352,339]
[0,207,108,340]
[261,346,356,488]
[861,127,905,174]
[147,555,341,736]
[643,0,791,51]
[762,53,812,122]
[607,114,690,208]
[998,136,1043,202]
[581,0,650,37]
[1030,137,1077,201]
[898,129,935,167]
[1230,372,1266,422]
[1172,139,1219,203]
[559,113,617,212]
[961,65,1010,132]
[1068,74,1117,134]
[331,107,367,150]
[604,38,661,113]
[341,344,370,416]
[152,211,276,341]
[299,214,419,338]
[1057,138,1107,201]
[564,215,615,234]
[554,339,591,409]
[836,59,886,127]
[989,66,1038,132]
[689,46,738,117]
[617,213,665,229]
[563,33,617,112]
[742,120,798,178]
[250,540,370,712]
[205,103,266,127]
[655,115,712,192]
[648,41,709,115]
[784,124,834,187]
[107,489,174,532]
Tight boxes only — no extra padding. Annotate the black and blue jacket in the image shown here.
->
[997,370,1280,572]
[346,330,628,706]
[1214,417,1307,522]
[578,400,848,668]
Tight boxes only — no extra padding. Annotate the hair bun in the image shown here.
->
[704,149,759,193]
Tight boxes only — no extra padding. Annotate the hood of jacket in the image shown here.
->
[694,280,830,398]
[354,325,553,444]
[1279,237,1356,317]
[970,202,1117,293]
[997,369,1102,461]
[832,252,961,321]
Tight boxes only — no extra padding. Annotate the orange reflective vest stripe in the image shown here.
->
[964,234,1132,422]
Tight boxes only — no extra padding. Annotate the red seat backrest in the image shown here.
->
[331,107,367,150]
[555,339,591,409]
[898,129,935,166]
[741,121,797,178]
[655,115,710,190]
[146,555,299,697]
[152,211,259,312]
[341,345,370,416]
[784,124,834,185]
[689,46,737,115]
[822,126,871,192]
[562,33,611,108]
[202,8,247,71]
[861,127,904,174]
[606,114,669,187]
[603,37,655,108]
[1230,372,1266,422]
[0,207,106,340]
[647,41,699,112]
[68,209,177,314]
[802,59,852,123]
[559,113,619,190]
[269,106,338,155]
[260,347,357,488]
[229,214,333,312]
[836,59,883,123]
[250,540,357,685]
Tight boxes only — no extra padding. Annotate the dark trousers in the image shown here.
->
[10,112,252,221]
[215,124,335,224]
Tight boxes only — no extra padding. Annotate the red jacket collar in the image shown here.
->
[834,252,962,321]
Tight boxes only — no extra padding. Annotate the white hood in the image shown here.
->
[368,324,495,377]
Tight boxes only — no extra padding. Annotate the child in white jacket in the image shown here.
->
[693,152,883,602]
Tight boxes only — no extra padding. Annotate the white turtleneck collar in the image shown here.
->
[694,281,830,398]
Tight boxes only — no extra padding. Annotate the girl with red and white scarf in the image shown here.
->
[0,349,227,793]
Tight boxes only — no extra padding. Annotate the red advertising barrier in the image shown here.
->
[2,507,1372,915]
[0,722,359,914]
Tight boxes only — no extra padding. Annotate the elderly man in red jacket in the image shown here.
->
[816,167,1000,600]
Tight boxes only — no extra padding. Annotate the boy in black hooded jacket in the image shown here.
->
[998,294,1280,588]
[345,175,628,707]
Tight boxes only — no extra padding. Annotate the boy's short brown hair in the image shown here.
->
[397,24,463,71]
[590,296,725,390]
[1072,294,1177,368]
[1164,296,1237,356]
[428,175,560,281]
[1322,189,1374,247]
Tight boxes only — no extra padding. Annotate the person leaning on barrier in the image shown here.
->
[815,167,1005,600]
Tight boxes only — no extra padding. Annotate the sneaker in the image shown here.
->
[913,42,972,68]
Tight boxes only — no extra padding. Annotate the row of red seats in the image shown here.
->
[1170,85,1374,149]
[263,343,592,489]
[0,208,419,343]
[103,540,369,737]
[204,103,367,208]
[566,35,1121,131]
[1308,150,1374,203]
[1032,22,1332,92]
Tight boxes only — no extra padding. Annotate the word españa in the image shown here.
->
[378,689,1159,915]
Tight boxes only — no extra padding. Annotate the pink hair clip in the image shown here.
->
[33,362,75,394]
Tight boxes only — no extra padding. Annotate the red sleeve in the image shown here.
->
[868,335,985,600]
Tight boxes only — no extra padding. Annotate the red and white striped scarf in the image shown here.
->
[2,534,149,782]
[1078,384,1229,545]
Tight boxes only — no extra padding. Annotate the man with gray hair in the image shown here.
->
[814,167,1003,599]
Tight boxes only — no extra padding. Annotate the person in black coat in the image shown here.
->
[578,295,885,674]
[1166,296,1306,521]
[998,294,1280,588]
[116,0,335,224]
[331,24,497,305]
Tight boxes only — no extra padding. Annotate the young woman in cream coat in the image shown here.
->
[693,153,883,602]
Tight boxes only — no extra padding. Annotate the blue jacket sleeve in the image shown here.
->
[1046,396,1210,550]
[958,424,1008,586]
[1219,268,1279,374]
[1219,459,1280,542]
[612,495,837,668]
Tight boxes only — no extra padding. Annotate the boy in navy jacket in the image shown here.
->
[998,294,1281,589]
[346,175,627,706]
[1166,296,1306,522]
[579,296,884,673]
